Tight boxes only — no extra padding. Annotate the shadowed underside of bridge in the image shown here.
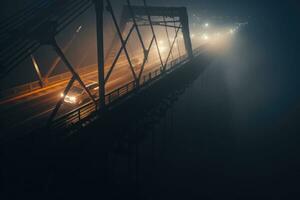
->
[0,0,198,140]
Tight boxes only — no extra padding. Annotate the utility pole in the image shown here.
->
[94,0,106,110]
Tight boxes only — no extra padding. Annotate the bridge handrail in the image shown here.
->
[0,45,203,102]
[50,53,192,130]
[0,64,97,100]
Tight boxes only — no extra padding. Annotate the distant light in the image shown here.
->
[204,23,209,28]
[158,40,164,45]
[229,29,235,34]
[201,34,209,40]
[191,34,195,38]
[215,32,221,37]
[160,46,167,53]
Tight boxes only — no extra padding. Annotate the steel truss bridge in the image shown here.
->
[0,0,202,140]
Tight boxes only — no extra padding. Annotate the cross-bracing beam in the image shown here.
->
[48,39,97,123]
[106,3,193,72]
[106,0,138,84]
[0,0,194,126]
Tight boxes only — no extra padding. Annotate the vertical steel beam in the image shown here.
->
[94,0,106,110]
[179,8,193,59]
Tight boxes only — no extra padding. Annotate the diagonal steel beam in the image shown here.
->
[174,18,181,57]
[48,75,75,124]
[105,24,135,83]
[47,39,97,123]
[127,0,146,53]
[106,0,137,83]
[142,0,164,71]
[52,40,96,105]
[163,16,174,61]
[44,32,78,82]
[122,4,193,59]
[138,35,155,81]
[163,26,181,70]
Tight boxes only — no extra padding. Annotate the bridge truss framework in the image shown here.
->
[0,0,193,127]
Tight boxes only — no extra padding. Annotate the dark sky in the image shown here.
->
[150,0,299,19]
[1,0,299,34]
[2,0,299,38]
[1,0,299,18]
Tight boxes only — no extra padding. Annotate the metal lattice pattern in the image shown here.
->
[0,0,193,130]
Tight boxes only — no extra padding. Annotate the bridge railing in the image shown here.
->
[0,64,97,100]
[0,51,190,101]
[50,52,194,130]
